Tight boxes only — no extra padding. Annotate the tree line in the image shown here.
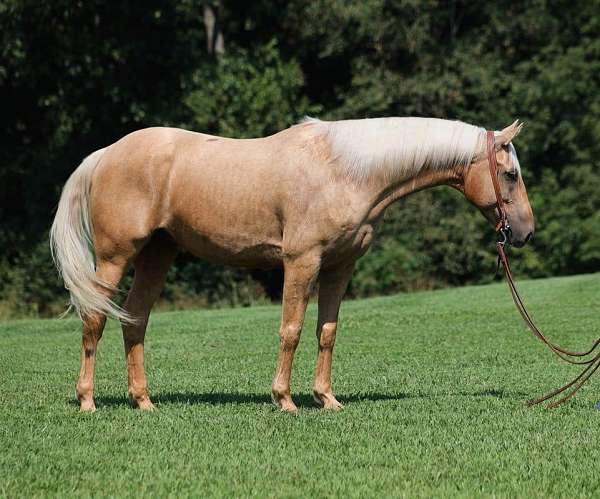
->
[1,0,599,318]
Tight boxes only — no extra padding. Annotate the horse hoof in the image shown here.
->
[279,403,298,414]
[137,400,155,411]
[271,393,298,413]
[79,401,96,413]
[279,401,298,413]
[324,400,344,411]
[130,396,155,411]
[314,393,344,411]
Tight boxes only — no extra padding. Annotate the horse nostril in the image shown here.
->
[524,232,533,244]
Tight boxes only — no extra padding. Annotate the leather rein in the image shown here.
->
[486,130,600,408]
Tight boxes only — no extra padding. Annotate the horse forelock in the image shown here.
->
[508,142,522,175]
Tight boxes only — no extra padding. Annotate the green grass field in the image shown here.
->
[1,273,600,498]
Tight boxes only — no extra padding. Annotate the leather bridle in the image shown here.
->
[487,130,600,408]
[486,131,511,243]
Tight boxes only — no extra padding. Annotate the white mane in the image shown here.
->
[306,117,486,183]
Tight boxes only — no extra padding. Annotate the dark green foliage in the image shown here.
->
[1,1,599,317]
[352,189,496,297]
[0,238,65,318]
[185,40,319,138]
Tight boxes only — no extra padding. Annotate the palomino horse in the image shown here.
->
[51,117,534,412]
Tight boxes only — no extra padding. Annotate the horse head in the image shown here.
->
[463,120,534,247]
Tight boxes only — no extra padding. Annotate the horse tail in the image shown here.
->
[50,148,133,323]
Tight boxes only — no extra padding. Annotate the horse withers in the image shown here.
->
[50,117,533,412]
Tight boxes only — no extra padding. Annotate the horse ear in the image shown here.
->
[495,119,524,148]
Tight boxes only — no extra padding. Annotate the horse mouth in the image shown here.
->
[511,230,533,248]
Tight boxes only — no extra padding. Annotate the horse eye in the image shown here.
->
[504,170,518,182]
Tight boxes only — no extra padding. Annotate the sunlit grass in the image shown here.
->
[1,273,600,497]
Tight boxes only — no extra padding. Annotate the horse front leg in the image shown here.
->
[313,261,355,410]
[271,253,321,412]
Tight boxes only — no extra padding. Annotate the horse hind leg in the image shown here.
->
[76,258,129,412]
[121,232,177,410]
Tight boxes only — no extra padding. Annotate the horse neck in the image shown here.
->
[364,163,466,221]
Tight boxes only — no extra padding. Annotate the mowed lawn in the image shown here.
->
[1,273,600,498]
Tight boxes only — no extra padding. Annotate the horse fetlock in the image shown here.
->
[79,399,97,413]
[131,396,155,411]
[76,381,93,400]
[271,382,289,399]
[312,384,332,404]
[76,382,96,412]
[271,391,298,413]
[313,389,343,410]
[127,387,147,400]
[128,386,154,410]
[271,383,298,411]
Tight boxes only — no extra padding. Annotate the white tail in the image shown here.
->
[50,148,133,323]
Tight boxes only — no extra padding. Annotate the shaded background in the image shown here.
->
[1,0,599,318]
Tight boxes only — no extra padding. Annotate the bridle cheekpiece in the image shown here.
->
[486,130,511,247]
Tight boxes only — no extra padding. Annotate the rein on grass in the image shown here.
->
[487,130,600,408]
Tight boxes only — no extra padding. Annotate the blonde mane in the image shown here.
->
[305,117,486,183]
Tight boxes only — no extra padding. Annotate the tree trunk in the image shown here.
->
[203,2,225,56]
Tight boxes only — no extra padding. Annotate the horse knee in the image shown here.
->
[318,322,337,349]
[279,323,302,350]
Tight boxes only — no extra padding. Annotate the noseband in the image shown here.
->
[486,130,600,408]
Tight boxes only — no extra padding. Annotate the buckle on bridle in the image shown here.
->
[495,224,511,276]
[497,224,511,247]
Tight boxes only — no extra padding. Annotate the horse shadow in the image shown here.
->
[72,387,526,409]
[82,391,406,409]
